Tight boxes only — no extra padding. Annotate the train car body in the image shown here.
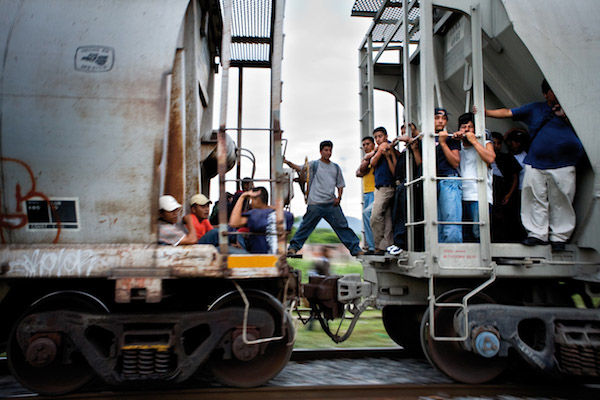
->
[0,0,296,395]
[305,0,600,385]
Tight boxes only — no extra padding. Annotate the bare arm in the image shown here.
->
[370,142,390,167]
[465,132,496,165]
[229,192,250,228]
[407,123,422,166]
[502,173,519,205]
[334,186,343,206]
[485,108,513,119]
[356,150,375,177]
[438,130,460,169]
[283,157,303,173]
[386,149,398,175]
[179,215,198,245]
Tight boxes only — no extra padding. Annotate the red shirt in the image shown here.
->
[189,214,213,239]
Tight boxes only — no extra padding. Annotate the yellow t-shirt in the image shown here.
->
[362,168,375,194]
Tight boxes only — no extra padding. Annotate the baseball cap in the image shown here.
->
[159,195,182,212]
[434,107,448,117]
[189,194,211,206]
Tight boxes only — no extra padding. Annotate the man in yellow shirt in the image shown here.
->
[356,136,376,252]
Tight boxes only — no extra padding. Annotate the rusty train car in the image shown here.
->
[0,0,298,395]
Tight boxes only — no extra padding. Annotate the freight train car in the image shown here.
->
[304,0,600,384]
[0,0,298,395]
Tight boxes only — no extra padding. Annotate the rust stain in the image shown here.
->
[163,49,185,204]
[0,157,61,243]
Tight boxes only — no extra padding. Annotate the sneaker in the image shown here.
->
[287,248,297,255]
[387,245,404,256]
[522,237,548,246]
[550,241,566,252]
[352,250,365,256]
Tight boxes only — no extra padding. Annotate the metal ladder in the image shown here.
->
[216,0,288,255]
[358,0,496,341]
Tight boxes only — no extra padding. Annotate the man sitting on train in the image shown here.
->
[484,79,584,251]
[187,194,214,241]
[455,112,495,242]
[157,195,197,246]
[434,108,462,243]
[230,187,294,254]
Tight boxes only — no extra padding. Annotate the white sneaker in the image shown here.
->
[387,245,404,256]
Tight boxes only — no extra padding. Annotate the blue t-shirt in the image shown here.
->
[436,137,461,177]
[374,141,395,186]
[511,102,583,169]
[243,208,293,253]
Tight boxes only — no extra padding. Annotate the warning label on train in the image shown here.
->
[26,199,79,230]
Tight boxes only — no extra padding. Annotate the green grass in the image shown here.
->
[293,308,396,349]
[287,258,363,283]
[288,258,396,348]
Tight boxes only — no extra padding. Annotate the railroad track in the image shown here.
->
[0,347,406,375]
[4,383,600,400]
[2,351,600,399]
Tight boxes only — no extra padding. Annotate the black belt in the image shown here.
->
[376,184,395,188]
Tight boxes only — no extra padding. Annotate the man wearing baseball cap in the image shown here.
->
[434,107,463,243]
[158,195,197,246]
[187,194,214,240]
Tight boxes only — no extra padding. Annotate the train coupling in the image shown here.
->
[303,274,371,320]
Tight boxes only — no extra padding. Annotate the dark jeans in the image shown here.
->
[392,183,407,249]
[289,203,361,255]
[198,228,248,253]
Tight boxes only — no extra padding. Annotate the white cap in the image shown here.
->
[189,194,211,206]
[159,195,182,212]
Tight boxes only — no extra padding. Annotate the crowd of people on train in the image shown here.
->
[358,79,583,254]
[157,181,294,254]
[157,79,583,256]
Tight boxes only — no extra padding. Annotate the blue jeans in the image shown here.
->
[462,201,479,242]
[463,201,492,242]
[198,228,248,253]
[289,203,361,255]
[438,178,462,243]
[362,192,375,251]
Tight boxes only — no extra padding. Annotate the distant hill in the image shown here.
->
[293,215,363,237]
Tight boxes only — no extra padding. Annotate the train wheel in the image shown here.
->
[420,289,508,384]
[382,305,425,357]
[208,289,294,387]
[7,291,108,395]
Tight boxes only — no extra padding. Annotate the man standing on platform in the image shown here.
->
[286,140,363,256]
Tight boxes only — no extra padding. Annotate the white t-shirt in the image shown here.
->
[459,140,493,204]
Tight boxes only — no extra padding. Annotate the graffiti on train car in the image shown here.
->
[5,248,107,277]
[0,157,61,243]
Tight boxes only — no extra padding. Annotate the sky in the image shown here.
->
[212,0,398,219]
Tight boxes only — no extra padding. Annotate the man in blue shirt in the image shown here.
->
[367,127,397,254]
[485,79,583,251]
[434,108,463,243]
